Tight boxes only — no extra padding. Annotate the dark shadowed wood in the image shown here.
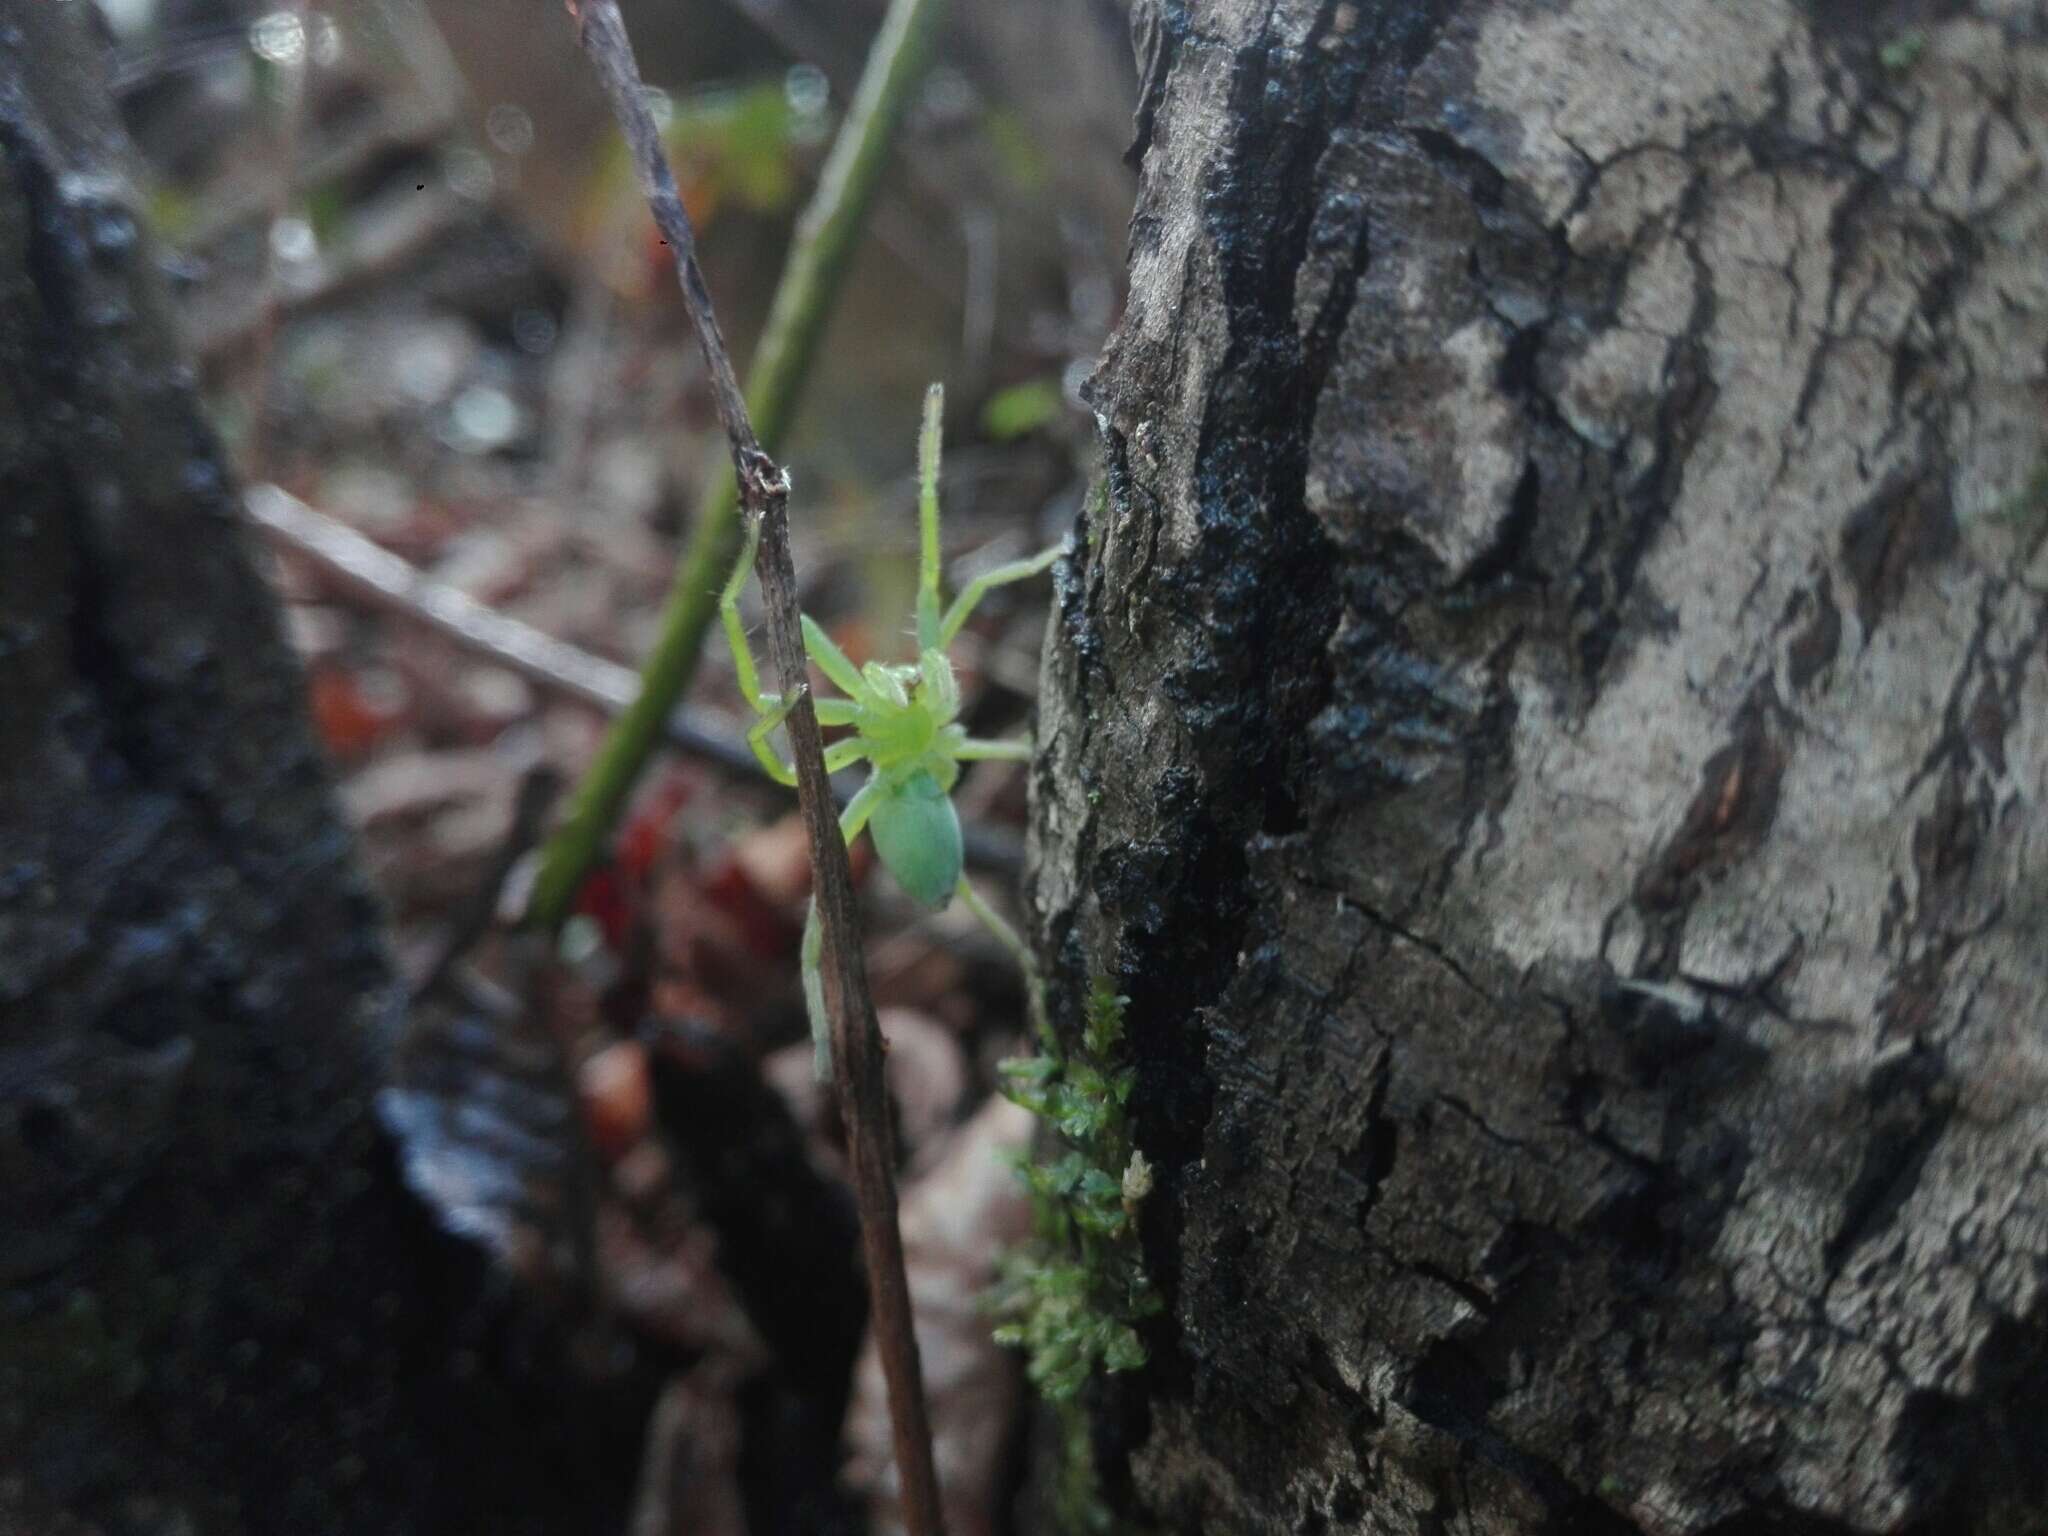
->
[0,8,654,1531]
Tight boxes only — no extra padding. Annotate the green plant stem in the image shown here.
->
[526,0,948,931]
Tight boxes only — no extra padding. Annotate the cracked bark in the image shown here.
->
[0,10,654,1533]
[1029,2,2048,1533]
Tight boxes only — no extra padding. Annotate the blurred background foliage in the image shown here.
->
[99,0,1135,939]
[114,0,1131,524]
[78,3,1141,1530]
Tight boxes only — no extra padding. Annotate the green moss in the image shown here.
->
[991,981,1160,1532]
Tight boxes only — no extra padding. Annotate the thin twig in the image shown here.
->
[242,483,1024,875]
[564,7,947,1532]
[572,0,755,465]
[526,0,947,933]
[751,474,949,1536]
[244,483,735,756]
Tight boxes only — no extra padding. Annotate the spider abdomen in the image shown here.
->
[869,769,964,910]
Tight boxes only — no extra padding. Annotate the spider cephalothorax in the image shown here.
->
[720,383,1060,1069]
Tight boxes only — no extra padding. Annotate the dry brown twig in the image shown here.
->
[567,3,948,1532]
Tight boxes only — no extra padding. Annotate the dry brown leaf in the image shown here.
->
[629,1369,749,1536]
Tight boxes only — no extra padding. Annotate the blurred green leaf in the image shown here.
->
[983,105,1048,192]
[304,182,348,246]
[981,376,1065,441]
[144,182,196,243]
[712,82,801,211]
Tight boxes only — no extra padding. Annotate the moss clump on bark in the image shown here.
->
[991,980,1159,1532]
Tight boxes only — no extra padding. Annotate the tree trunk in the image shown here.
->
[0,10,650,1532]
[1030,2,2048,1532]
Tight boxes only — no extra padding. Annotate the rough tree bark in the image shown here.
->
[1030,2,2048,1533]
[0,10,653,1533]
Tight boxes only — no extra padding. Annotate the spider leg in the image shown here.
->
[801,774,891,1084]
[916,383,945,649]
[718,512,775,713]
[838,770,886,843]
[954,736,1032,762]
[744,692,801,786]
[801,897,830,1082]
[954,876,1049,1043]
[723,517,853,785]
[801,615,871,702]
[938,543,1063,648]
[823,737,870,773]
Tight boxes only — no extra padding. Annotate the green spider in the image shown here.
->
[719,383,1060,1076]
